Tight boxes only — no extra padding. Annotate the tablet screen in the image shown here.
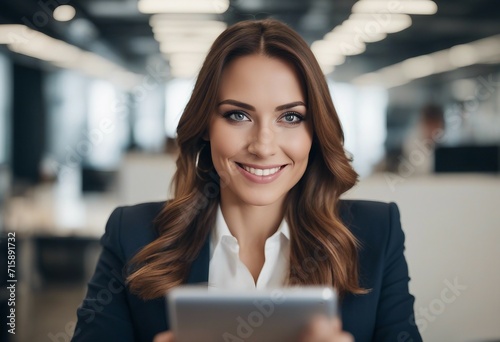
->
[167,286,337,342]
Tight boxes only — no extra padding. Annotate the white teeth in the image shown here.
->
[242,165,281,176]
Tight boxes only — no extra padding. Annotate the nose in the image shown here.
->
[247,124,277,158]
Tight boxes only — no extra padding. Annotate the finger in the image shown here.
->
[299,315,331,341]
[308,315,330,334]
[153,331,175,342]
[331,317,343,332]
[306,317,354,342]
[329,318,354,342]
[336,332,354,342]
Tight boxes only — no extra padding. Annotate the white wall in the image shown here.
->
[117,152,176,205]
[343,174,500,342]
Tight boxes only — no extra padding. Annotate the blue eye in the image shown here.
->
[224,111,249,122]
[280,112,304,125]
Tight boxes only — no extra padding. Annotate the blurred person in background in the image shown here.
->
[401,103,445,175]
[72,19,421,342]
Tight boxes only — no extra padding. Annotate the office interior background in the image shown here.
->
[0,0,499,341]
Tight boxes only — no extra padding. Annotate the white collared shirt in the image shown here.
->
[208,205,290,290]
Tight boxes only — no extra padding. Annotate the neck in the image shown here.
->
[219,196,285,249]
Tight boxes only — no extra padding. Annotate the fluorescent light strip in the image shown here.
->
[138,0,229,14]
[149,14,221,25]
[449,44,478,68]
[312,39,366,57]
[312,0,427,74]
[352,0,438,15]
[151,16,211,77]
[0,24,27,44]
[150,18,226,30]
[53,5,76,22]
[314,53,346,66]
[345,13,412,34]
[401,55,435,79]
[352,34,500,88]
[168,52,206,67]
[152,23,226,33]
[160,41,212,54]
[327,29,387,43]
[153,28,224,41]
[147,16,226,79]
[319,64,335,75]
[0,24,140,90]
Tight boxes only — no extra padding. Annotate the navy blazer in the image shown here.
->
[72,200,422,342]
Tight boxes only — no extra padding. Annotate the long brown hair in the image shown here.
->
[127,19,367,299]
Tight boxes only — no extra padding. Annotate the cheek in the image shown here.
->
[209,123,244,161]
[284,131,313,163]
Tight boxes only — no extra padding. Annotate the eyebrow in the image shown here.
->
[217,99,306,111]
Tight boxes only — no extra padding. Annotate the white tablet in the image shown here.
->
[167,286,338,342]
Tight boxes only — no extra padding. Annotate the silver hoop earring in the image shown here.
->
[195,150,201,169]
[195,144,211,177]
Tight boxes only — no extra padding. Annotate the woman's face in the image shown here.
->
[208,54,313,208]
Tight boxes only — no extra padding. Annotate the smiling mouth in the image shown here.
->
[236,163,287,176]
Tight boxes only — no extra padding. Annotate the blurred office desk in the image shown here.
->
[4,184,121,238]
[343,173,500,342]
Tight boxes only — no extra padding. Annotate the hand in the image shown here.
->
[153,331,175,342]
[299,316,353,342]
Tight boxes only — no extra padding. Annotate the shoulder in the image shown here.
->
[102,201,166,261]
[113,201,166,226]
[338,199,403,257]
[338,199,399,228]
[339,200,399,223]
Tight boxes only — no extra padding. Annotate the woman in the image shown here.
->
[72,19,422,342]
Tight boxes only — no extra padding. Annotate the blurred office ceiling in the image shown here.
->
[0,0,499,82]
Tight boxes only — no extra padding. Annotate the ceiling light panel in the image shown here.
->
[138,0,230,14]
[53,5,76,22]
[312,39,366,56]
[327,28,387,43]
[0,24,140,90]
[0,25,28,44]
[150,17,227,29]
[352,0,438,15]
[401,55,435,79]
[352,34,500,88]
[346,13,412,34]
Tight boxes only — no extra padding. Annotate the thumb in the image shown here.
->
[153,331,175,342]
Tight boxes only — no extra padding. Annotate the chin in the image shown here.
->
[236,189,286,207]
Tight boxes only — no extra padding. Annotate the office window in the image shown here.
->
[86,79,128,169]
[329,81,388,177]
[133,85,166,152]
[164,77,195,138]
